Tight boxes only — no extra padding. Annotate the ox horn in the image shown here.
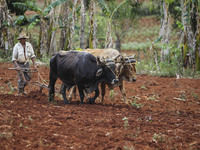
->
[97,56,107,65]
[97,56,102,65]
[112,54,121,61]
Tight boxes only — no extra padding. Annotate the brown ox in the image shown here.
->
[68,48,137,104]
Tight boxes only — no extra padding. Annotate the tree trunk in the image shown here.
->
[38,0,50,57]
[195,0,200,71]
[60,1,69,51]
[88,0,97,49]
[115,35,121,53]
[0,0,14,57]
[178,0,186,48]
[70,0,78,50]
[80,0,86,49]
[182,0,200,71]
[39,17,49,57]
[105,21,113,49]
[49,2,62,55]
[159,0,171,62]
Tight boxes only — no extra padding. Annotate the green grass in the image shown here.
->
[122,41,152,51]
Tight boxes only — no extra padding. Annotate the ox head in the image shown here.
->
[116,55,137,82]
[96,56,118,84]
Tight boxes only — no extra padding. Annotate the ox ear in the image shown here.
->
[96,68,103,77]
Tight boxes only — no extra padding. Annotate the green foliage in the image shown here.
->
[130,97,143,108]
[191,92,199,100]
[43,0,68,16]
[122,42,152,51]
[19,122,28,128]
[7,82,15,94]
[6,0,27,15]
[28,116,34,121]
[135,39,200,78]
[13,1,42,14]
[97,0,110,16]
[13,15,28,26]
[109,0,141,21]
[0,132,13,139]
[153,133,165,143]
[165,0,174,5]
[140,1,160,16]
[176,21,184,30]
[122,117,129,130]
[28,18,40,29]
[38,54,51,67]
[13,0,68,29]
[130,101,143,109]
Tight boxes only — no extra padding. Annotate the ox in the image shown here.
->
[68,49,137,104]
[48,50,118,104]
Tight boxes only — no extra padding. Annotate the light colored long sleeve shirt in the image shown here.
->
[12,42,36,63]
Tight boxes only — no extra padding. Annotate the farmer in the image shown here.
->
[12,33,37,95]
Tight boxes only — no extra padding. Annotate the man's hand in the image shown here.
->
[16,65,20,71]
[33,64,37,68]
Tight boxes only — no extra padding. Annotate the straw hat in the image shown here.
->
[17,33,29,40]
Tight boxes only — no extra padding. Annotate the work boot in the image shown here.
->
[21,88,27,95]
[18,88,27,95]
[18,88,22,95]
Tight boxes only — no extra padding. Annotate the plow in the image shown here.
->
[9,67,49,93]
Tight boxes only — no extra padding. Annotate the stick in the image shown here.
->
[9,68,38,73]
[9,68,38,70]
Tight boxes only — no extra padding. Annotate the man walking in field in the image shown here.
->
[12,33,37,95]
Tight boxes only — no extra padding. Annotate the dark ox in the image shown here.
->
[68,49,137,104]
[48,50,118,104]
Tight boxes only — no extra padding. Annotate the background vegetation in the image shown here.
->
[0,0,200,78]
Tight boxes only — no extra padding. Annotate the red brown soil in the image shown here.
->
[0,62,200,150]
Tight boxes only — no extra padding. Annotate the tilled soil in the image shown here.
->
[0,62,200,150]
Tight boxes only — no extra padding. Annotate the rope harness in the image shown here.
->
[114,55,137,78]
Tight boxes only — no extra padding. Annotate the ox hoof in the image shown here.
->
[89,99,95,104]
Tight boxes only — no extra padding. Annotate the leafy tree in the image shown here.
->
[107,0,142,52]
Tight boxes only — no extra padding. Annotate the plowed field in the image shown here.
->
[0,62,199,150]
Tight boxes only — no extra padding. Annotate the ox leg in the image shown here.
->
[119,82,128,104]
[101,82,106,104]
[89,88,99,104]
[60,84,68,104]
[48,71,57,102]
[68,85,76,102]
[77,86,85,104]
[73,86,77,100]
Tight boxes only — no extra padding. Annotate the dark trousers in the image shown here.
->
[15,62,31,91]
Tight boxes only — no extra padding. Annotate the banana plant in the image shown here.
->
[13,0,68,57]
